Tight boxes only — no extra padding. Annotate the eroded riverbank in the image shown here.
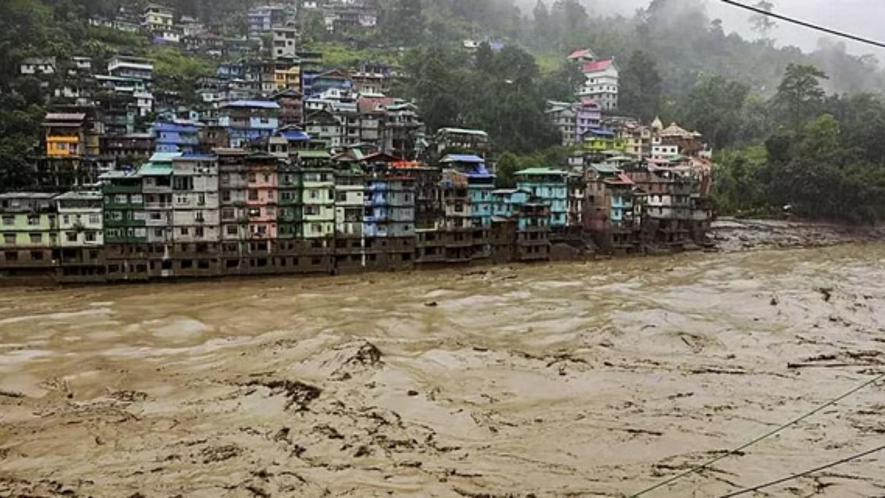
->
[1,245,884,497]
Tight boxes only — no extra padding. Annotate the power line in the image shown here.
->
[719,0,885,49]
[719,443,885,497]
[629,371,885,497]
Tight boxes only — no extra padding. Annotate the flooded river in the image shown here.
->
[1,245,884,497]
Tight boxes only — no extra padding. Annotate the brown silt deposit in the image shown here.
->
[1,245,885,497]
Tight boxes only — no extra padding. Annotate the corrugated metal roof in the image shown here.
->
[138,163,173,176]
[149,152,183,163]
[441,154,485,164]
[45,113,86,121]
[515,168,567,176]
[222,100,280,109]
[297,150,331,159]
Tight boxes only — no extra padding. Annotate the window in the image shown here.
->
[180,227,189,236]
[85,232,96,242]
[4,233,16,245]
[222,191,231,202]
[66,232,78,242]
[248,190,258,201]
[27,215,39,226]
[226,225,238,236]
[5,251,17,261]
[222,208,235,220]
[131,195,143,204]
[89,214,100,224]
[30,233,42,244]
[1,215,12,225]
[62,215,70,224]
[195,227,204,238]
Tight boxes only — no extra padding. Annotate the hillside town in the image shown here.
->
[0,1,714,285]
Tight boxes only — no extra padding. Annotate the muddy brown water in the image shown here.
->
[1,245,884,497]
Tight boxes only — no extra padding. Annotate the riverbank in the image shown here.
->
[711,218,885,252]
[1,244,884,497]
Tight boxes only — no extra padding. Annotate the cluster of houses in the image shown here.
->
[3,4,715,285]
[87,1,378,44]
[0,125,712,284]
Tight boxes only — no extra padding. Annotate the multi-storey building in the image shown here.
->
[332,163,365,272]
[361,157,416,270]
[171,154,221,277]
[277,158,302,241]
[219,100,280,148]
[248,5,287,40]
[218,148,250,271]
[515,168,569,229]
[298,154,336,239]
[143,3,174,30]
[579,59,619,111]
[154,121,201,153]
[382,101,424,159]
[245,153,279,245]
[0,193,58,277]
[108,56,154,82]
[435,128,491,159]
[55,191,105,282]
[272,27,298,59]
[101,170,148,280]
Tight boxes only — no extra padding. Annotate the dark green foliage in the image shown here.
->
[619,50,662,122]
[714,67,885,224]
[400,44,559,154]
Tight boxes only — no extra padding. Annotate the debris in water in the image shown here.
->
[245,380,321,411]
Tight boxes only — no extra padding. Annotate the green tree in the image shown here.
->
[679,75,750,150]
[773,64,828,129]
[619,50,662,121]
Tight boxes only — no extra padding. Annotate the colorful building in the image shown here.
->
[0,193,58,271]
[219,100,280,148]
[515,168,569,228]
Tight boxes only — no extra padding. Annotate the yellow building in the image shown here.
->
[274,63,301,91]
[47,136,80,157]
[43,112,87,157]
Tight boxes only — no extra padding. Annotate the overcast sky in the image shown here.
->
[588,0,885,57]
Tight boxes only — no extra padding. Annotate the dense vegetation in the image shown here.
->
[1,0,884,222]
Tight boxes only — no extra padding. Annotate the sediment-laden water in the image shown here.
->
[1,244,884,497]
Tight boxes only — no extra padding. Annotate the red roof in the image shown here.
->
[567,48,594,60]
[357,96,395,114]
[582,59,614,74]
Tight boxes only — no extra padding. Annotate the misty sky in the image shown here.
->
[528,0,885,57]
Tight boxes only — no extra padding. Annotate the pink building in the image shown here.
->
[245,153,279,240]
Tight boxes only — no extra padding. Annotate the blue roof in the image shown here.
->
[466,164,494,179]
[154,122,199,132]
[176,154,216,161]
[441,154,485,164]
[587,128,615,138]
[149,152,183,163]
[223,100,280,109]
[280,130,311,142]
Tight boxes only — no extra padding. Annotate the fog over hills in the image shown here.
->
[516,0,885,57]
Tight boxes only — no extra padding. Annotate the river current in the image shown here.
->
[1,245,884,496]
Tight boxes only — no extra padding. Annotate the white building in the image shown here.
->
[579,59,619,111]
[143,3,174,30]
[546,101,577,147]
[56,191,103,247]
[272,27,298,59]
[20,57,56,75]
[108,56,154,82]
[171,155,221,244]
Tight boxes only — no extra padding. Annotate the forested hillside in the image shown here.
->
[1,0,884,222]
